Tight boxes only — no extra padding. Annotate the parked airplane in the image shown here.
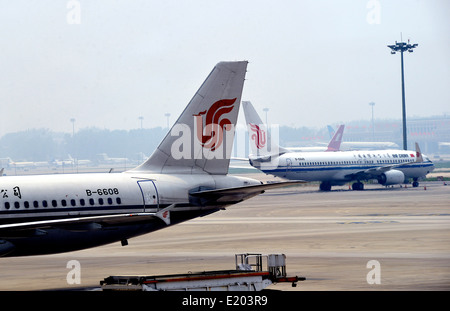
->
[96,153,130,166]
[326,125,399,151]
[285,124,345,152]
[243,101,434,191]
[340,141,399,151]
[0,61,300,257]
[52,155,92,168]
[286,124,398,152]
[286,124,345,152]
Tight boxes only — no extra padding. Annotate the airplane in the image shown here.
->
[340,141,399,151]
[0,61,300,257]
[51,155,92,169]
[286,124,398,152]
[285,124,345,152]
[286,124,345,152]
[326,125,399,151]
[243,101,434,191]
[96,153,130,165]
[0,157,40,170]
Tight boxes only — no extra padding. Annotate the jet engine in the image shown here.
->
[377,169,405,185]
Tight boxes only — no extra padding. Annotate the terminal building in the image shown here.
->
[334,115,450,156]
[278,115,450,159]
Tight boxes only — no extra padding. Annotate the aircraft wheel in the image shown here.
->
[352,182,364,190]
[412,181,419,187]
[320,182,332,191]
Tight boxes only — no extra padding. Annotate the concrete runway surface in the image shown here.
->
[0,173,449,291]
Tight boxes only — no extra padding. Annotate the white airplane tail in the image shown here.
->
[415,142,423,162]
[131,61,248,174]
[242,101,288,160]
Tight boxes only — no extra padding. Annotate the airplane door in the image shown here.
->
[137,180,159,212]
[286,158,292,171]
[285,158,292,177]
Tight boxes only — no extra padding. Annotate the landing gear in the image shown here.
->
[319,182,332,191]
[412,178,419,187]
[352,181,364,191]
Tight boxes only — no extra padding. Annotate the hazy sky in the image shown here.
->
[0,0,449,136]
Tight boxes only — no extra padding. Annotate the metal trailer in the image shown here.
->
[100,253,305,291]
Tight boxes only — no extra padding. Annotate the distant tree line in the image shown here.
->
[0,128,167,162]
[0,126,325,162]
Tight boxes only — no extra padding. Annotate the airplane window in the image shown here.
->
[89,198,95,205]
[98,198,104,205]
[4,202,10,209]
[80,199,85,206]
[70,199,76,207]
[52,200,57,207]
[33,201,39,208]
[24,201,30,208]
[42,200,48,208]
[107,198,113,205]
[61,200,67,207]
[14,202,20,209]
[116,197,122,205]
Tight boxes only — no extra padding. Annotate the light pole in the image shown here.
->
[263,108,269,125]
[387,40,418,150]
[369,102,375,141]
[70,118,76,137]
[164,113,171,129]
[70,118,77,172]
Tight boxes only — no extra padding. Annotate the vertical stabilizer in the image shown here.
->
[415,142,423,162]
[242,101,288,158]
[131,61,248,174]
[327,125,336,139]
[326,124,345,151]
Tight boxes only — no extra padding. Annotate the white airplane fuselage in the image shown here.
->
[0,171,260,256]
[251,149,434,187]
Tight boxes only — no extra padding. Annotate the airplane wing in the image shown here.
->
[189,181,305,205]
[345,143,424,180]
[345,162,411,181]
[0,206,175,233]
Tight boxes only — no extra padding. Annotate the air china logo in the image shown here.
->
[193,98,236,151]
[249,123,266,149]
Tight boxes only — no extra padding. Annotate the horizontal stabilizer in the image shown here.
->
[189,181,304,205]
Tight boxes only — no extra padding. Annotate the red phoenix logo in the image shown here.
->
[249,123,266,149]
[193,98,236,151]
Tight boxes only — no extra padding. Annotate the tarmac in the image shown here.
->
[0,173,449,291]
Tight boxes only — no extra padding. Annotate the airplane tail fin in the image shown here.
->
[327,125,336,140]
[242,101,288,159]
[131,61,248,175]
[415,142,423,163]
[326,124,345,152]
